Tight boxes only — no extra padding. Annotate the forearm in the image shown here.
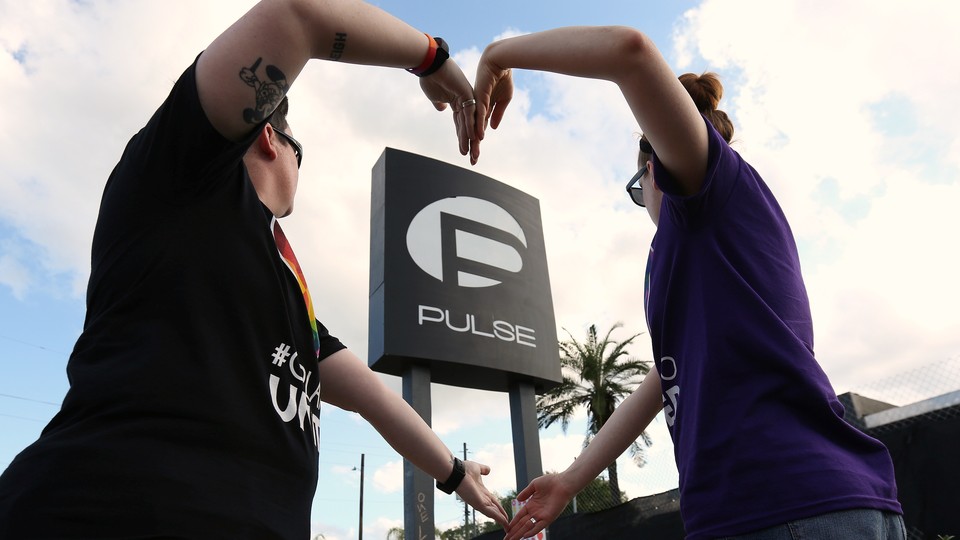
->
[357,384,458,482]
[478,25,708,193]
[285,0,430,68]
[318,350,455,482]
[320,351,508,526]
[198,0,438,140]
[562,367,663,491]
[480,26,659,85]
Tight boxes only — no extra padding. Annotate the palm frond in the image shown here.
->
[538,322,655,469]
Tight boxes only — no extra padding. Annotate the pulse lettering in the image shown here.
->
[418,304,536,347]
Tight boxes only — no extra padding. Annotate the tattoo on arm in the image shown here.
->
[329,32,348,61]
[238,57,289,124]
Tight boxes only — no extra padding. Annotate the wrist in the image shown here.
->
[407,33,449,77]
[436,456,465,494]
[481,39,509,67]
[560,463,591,496]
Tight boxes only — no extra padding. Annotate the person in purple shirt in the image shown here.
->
[472,27,905,540]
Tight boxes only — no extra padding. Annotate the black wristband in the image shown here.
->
[418,37,450,78]
[436,456,465,494]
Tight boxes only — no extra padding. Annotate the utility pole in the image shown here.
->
[359,453,365,540]
[463,443,470,535]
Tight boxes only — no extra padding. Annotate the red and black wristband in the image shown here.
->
[407,33,450,78]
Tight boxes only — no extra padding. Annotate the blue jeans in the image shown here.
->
[717,508,906,540]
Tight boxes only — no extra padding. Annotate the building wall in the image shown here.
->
[866,406,960,539]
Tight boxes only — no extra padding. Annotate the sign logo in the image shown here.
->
[406,196,527,288]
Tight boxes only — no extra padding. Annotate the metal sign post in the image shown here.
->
[369,148,561,540]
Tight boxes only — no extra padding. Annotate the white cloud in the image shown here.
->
[372,459,404,493]
[4,0,960,534]
[0,0,257,296]
[674,0,960,396]
[369,516,404,540]
[1,0,655,358]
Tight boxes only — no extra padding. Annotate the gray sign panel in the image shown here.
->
[369,148,561,392]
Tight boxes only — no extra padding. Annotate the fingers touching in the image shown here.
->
[460,460,510,527]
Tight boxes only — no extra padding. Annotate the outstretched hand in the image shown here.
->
[419,59,482,164]
[503,473,574,540]
[473,52,514,139]
[455,459,511,528]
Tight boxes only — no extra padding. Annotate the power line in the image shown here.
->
[0,334,71,356]
[0,393,62,407]
[0,413,47,423]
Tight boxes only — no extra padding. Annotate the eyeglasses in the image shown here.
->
[625,166,647,207]
[626,136,654,207]
[274,129,303,169]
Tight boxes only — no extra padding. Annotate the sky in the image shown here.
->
[2,1,960,539]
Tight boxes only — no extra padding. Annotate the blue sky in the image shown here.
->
[2,1,960,539]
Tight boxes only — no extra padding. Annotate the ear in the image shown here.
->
[255,124,280,161]
[647,160,661,192]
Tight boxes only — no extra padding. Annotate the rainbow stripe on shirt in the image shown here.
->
[271,217,320,358]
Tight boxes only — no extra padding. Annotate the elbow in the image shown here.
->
[321,394,358,413]
[606,26,659,80]
[611,26,651,52]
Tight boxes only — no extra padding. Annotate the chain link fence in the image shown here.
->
[850,355,960,433]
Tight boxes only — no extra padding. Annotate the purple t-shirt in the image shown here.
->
[645,119,901,538]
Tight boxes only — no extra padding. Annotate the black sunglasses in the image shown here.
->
[625,137,654,207]
[274,129,303,169]
[625,166,648,207]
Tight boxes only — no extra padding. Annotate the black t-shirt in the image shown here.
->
[0,60,345,539]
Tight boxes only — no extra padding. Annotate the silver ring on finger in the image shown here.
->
[460,98,477,108]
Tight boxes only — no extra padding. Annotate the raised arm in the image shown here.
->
[504,365,664,540]
[317,349,510,527]
[196,0,478,157]
[475,26,708,194]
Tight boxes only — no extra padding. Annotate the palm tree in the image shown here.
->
[537,322,653,505]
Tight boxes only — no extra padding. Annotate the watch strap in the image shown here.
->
[436,456,465,494]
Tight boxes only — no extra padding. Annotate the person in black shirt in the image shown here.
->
[0,1,508,537]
